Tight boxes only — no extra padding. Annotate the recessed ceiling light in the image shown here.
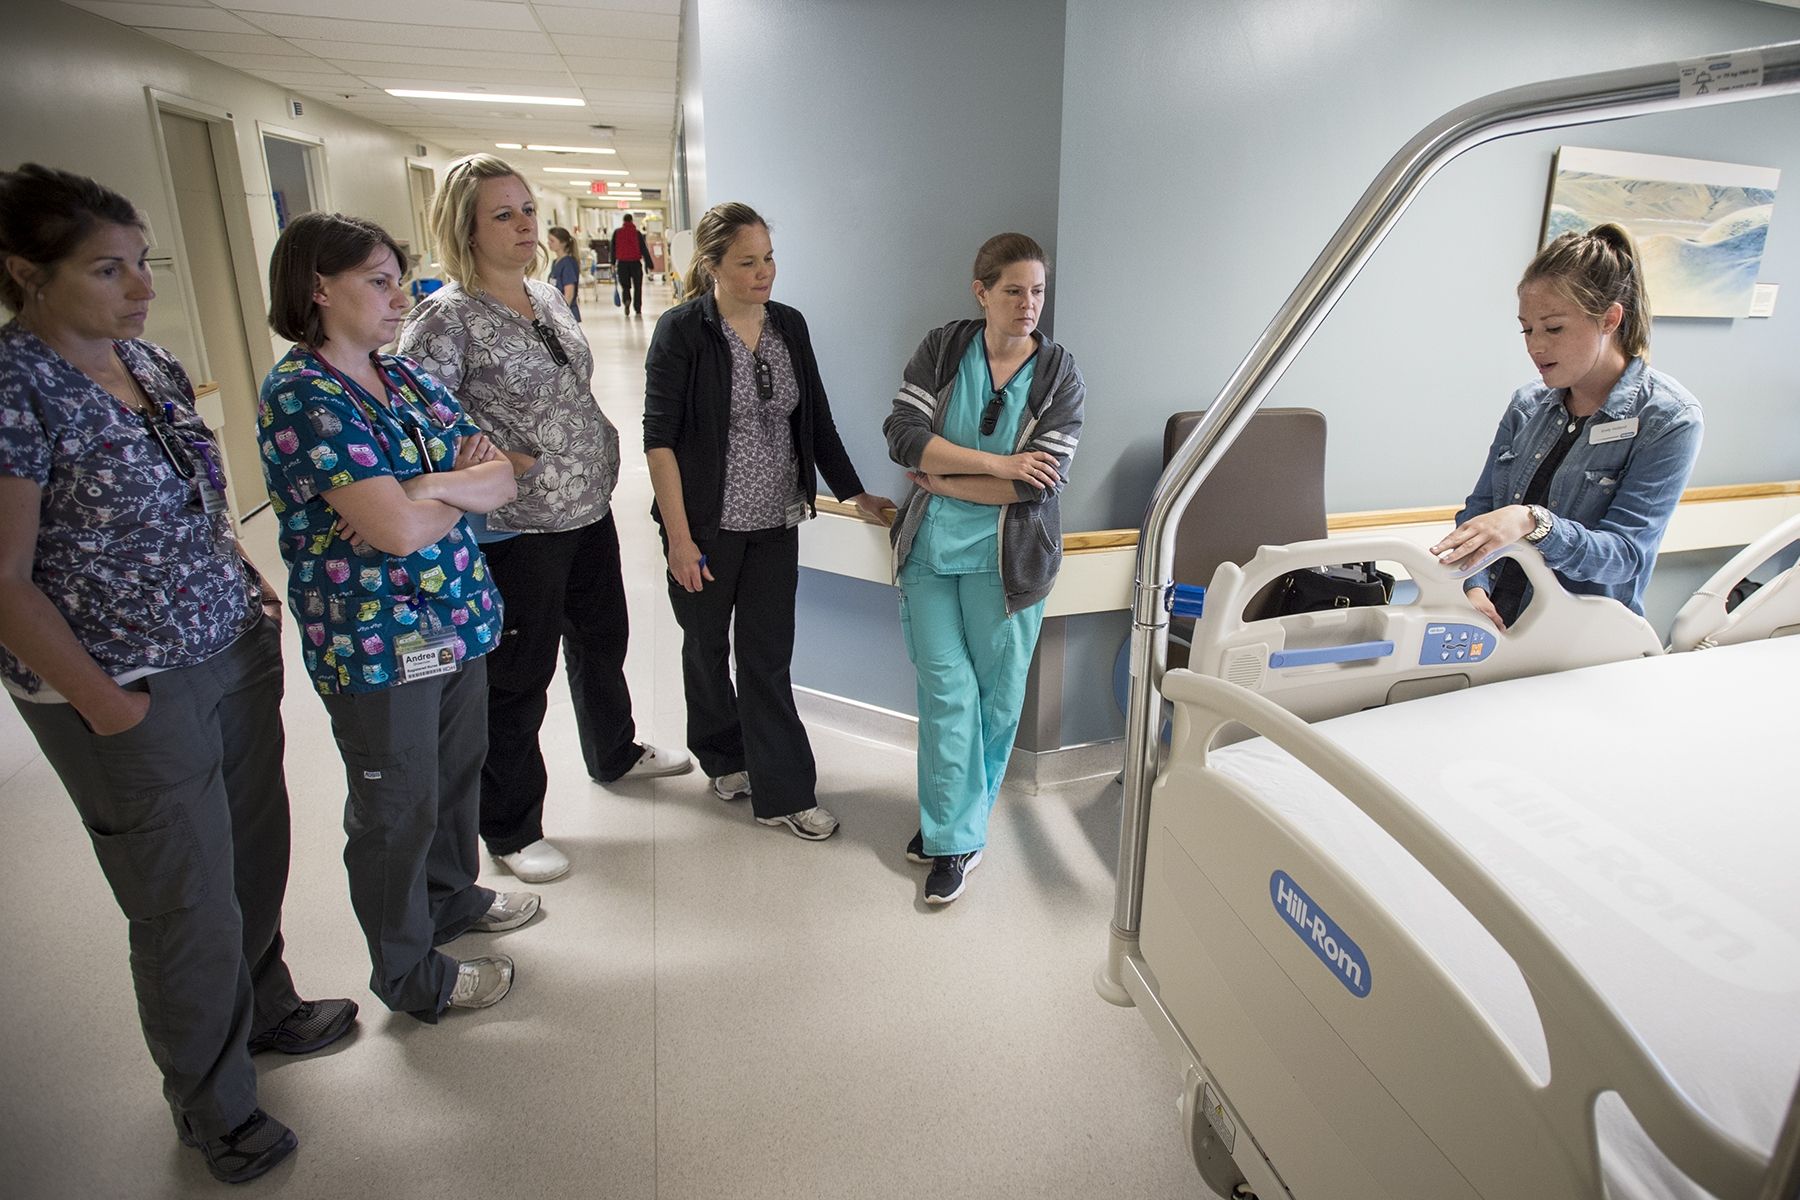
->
[386,89,584,106]
[525,144,617,155]
[542,167,629,175]
[495,142,523,149]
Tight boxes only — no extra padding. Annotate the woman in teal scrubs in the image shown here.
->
[882,233,1085,905]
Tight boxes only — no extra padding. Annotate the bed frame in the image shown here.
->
[1669,512,1800,652]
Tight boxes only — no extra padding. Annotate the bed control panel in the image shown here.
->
[1420,623,1491,666]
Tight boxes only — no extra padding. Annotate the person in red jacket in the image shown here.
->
[610,213,648,316]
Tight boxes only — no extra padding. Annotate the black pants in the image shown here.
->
[617,260,643,313]
[480,514,640,855]
[665,524,816,819]
[16,619,301,1141]
[320,659,494,1020]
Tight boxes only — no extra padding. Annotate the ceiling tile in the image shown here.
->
[529,0,679,12]
[353,69,577,89]
[286,39,559,67]
[551,33,676,61]
[533,6,677,39]
[64,0,212,7]
[556,55,674,79]
[194,49,332,69]
[225,0,528,26]
[569,76,675,96]
[139,28,298,54]
[246,17,553,53]
[64,1,267,32]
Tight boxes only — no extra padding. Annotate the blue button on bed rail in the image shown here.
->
[1268,640,1395,669]
[1166,584,1206,619]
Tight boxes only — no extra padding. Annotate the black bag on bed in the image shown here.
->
[1271,562,1394,615]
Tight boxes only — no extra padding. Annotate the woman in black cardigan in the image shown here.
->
[644,201,890,840]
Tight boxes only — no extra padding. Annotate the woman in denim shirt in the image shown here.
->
[1433,224,1702,628]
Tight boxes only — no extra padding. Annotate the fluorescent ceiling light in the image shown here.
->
[386,89,584,106]
[543,167,629,175]
[495,142,523,149]
[525,144,617,154]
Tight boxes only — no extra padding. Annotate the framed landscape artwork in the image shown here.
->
[1544,146,1780,318]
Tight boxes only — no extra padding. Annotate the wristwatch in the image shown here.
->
[1523,503,1554,545]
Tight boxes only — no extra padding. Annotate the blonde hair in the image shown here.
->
[1521,222,1651,358]
[682,201,766,302]
[430,153,543,291]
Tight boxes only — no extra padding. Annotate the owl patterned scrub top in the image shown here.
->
[257,345,502,695]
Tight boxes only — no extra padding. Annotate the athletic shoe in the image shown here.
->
[905,830,930,864]
[247,998,359,1056]
[924,850,983,904]
[756,805,839,841]
[195,1109,298,1184]
[619,742,694,780]
[711,771,751,801]
[469,891,540,932]
[448,955,514,1010]
[495,839,571,883]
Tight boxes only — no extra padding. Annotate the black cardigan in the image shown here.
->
[642,294,865,539]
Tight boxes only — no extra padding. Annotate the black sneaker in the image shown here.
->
[905,830,930,864]
[248,997,359,1056]
[195,1108,298,1184]
[924,850,983,904]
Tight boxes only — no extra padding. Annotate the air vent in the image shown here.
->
[1223,645,1266,692]
[287,97,304,119]
[414,143,427,158]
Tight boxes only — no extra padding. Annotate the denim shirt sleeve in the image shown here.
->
[1453,398,1528,595]
[1535,405,1702,585]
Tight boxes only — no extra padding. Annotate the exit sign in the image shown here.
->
[589,181,607,195]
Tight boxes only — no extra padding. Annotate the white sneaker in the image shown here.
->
[756,805,839,841]
[711,771,751,801]
[619,742,694,780]
[470,890,541,932]
[495,839,570,883]
[448,955,514,1009]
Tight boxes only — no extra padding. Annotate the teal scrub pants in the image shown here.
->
[898,560,1046,857]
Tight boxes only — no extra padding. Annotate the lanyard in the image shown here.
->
[308,350,444,473]
[114,346,228,492]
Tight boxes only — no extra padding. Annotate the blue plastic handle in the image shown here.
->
[1268,640,1395,669]
[1166,584,1206,619]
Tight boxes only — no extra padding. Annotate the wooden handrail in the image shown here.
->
[819,481,1800,552]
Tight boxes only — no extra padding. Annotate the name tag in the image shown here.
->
[395,629,461,683]
[1590,416,1639,445]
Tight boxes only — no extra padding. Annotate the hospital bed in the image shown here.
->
[1098,39,1800,1200]
[1669,512,1800,653]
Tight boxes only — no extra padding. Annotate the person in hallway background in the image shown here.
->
[548,225,581,322]
[260,211,535,1021]
[1432,222,1702,628]
[611,212,647,316]
[644,201,893,840]
[883,233,1085,905]
[0,164,356,1184]
[403,154,690,887]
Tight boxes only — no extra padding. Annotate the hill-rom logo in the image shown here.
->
[1270,871,1371,998]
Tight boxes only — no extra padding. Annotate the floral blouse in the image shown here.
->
[257,346,503,695]
[0,322,258,699]
[399,278,619,534]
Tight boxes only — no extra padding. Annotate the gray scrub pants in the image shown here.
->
[15,617,301,1142]
[319,658,494,1021]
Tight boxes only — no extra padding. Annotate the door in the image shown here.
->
[158,110,264,519]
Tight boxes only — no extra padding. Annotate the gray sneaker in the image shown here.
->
[711,771,751,801]
[756,805,839,841]
[449,955,514,1009]
[470,891,540,932]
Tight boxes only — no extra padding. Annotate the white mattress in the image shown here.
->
[1205,637,1800,1199]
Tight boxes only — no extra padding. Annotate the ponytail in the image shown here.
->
[1521,221,1652,358]
[683,201,766,303]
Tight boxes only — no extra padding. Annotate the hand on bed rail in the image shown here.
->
[1430,504,1535,570]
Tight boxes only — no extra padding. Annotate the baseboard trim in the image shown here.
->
[793,685,1123,794]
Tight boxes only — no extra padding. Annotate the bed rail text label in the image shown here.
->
[1271,870,1372,998]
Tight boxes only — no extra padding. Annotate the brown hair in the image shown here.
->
[430,153,543,291]
[683,201,766,302]
[547,226,574,257]
[972,232,1047,289]
[1521,222,1651,358]
[267,211,408,347]
[0,163,145,313]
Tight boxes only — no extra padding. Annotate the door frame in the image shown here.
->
[257,120,331,231]
[405,156,438,267]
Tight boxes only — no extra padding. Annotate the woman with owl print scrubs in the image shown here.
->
[259,212,535,1022]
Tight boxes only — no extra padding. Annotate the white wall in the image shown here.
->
[1,0,458,371]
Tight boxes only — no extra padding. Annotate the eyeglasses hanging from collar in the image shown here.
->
[980,390,1007,437]
[532,318,571,368]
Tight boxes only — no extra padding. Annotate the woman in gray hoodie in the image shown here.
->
[882,232,1084,905]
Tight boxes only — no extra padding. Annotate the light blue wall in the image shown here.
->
[688,0,1067,710]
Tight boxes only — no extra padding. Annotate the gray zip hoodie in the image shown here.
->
[883,319,1085,614]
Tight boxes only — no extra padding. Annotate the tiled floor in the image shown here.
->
[0,282,1201,1198]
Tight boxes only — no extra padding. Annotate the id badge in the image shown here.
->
[784,498,808,528]
[196,475,230,515]
[394,629,462,683]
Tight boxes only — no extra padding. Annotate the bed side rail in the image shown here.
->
[1669,512,1800,651]
[1151,667,1769,1198]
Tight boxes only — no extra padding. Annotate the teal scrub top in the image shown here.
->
[910,336,1036,574]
